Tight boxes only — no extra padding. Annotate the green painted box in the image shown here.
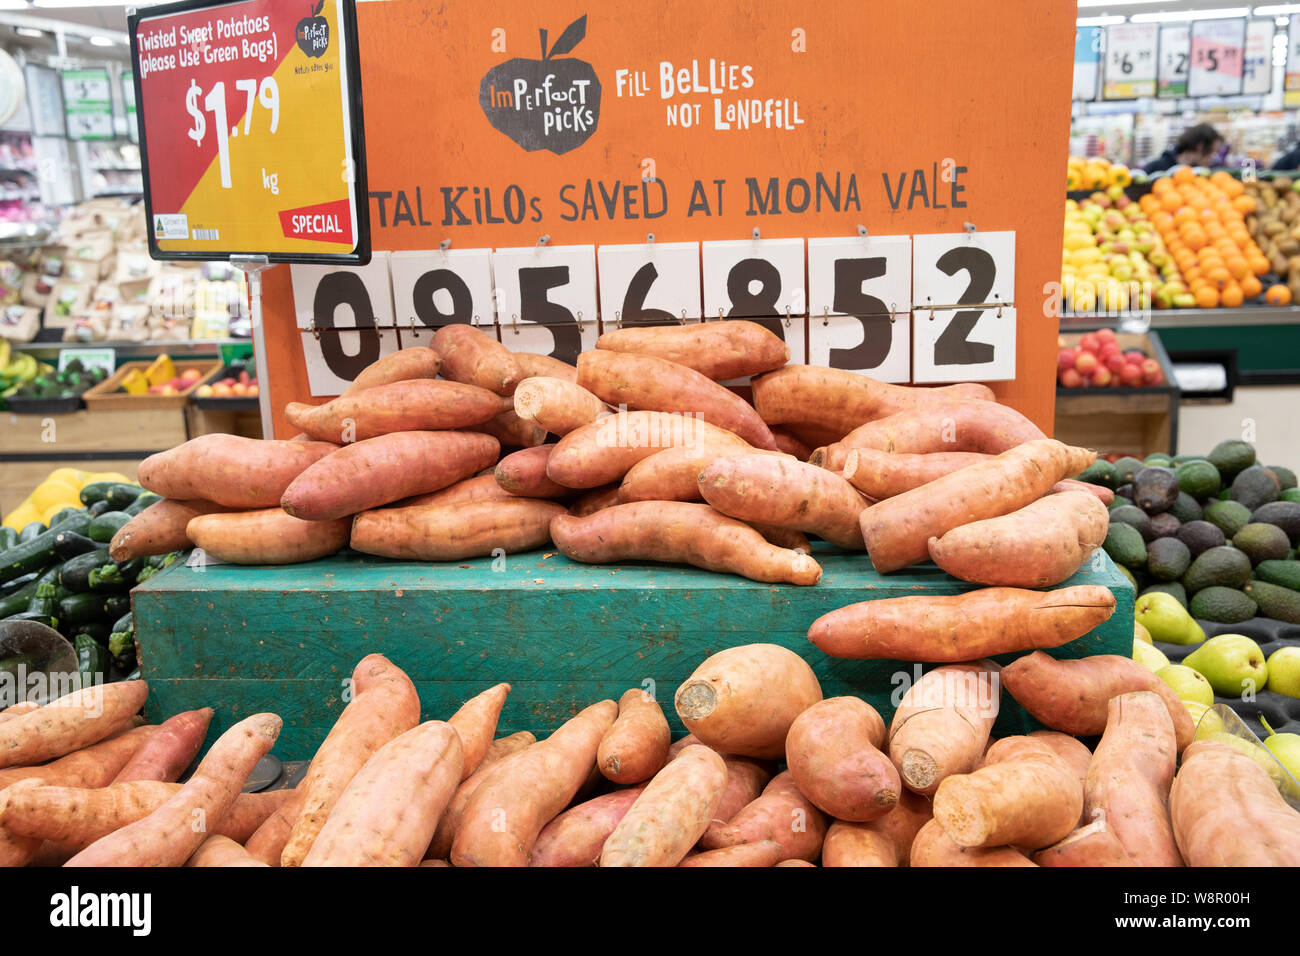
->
[133,547,1135,760]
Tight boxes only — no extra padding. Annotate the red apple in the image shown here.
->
[180,368,202,382]
[1099,341,1122,362]
[1096,328,1117,345]
[1124,350,1146,366]
[1105,353,1126,373]
[1092,366,1113,387]
[238,370,251,385]
[1119,363,1143,387]
[1058,348,1078,372]
[1141,359,1163,385]
[1075,352,1099,376]
[1079,333,1101,354]
[247,384,259,397]
[1059,368,1084,388]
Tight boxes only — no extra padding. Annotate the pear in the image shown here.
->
[1184,634,1269,698]
[1265,646,1300,699]
[1202,731,1292,792]
[1133,620,1153,645]
[1260,717,1300,800]
[1133,639,1170,672]
[1135,592,1206,645]
[1156,664,1214,706]
[1184,701,1224,740]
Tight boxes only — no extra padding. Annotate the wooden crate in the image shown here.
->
[1055,330,1180,456]
[134,548,1135,760]
[184,405,263,439]
[82,359,221,411]
[1,406,188,455]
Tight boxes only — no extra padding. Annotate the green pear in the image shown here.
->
[1184,634,1269,698]
[1184,701,1223,740]
[1133,639,1170,672]
[1134,592,1206,646]
[1260,718,1300,799]
[1134,621,1152,645]
[1202,731,1292,792]
[1265,646,1300,699]
[1156,664,1214,706]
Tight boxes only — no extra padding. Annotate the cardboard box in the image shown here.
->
[0,303,40,343]
[43,279,92,330]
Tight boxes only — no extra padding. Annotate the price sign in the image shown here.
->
[1243,19,1275,96]
[128,0,368,262]
[1103,23,1158,99]
[389,248,495,347]
[490,245,598,364]
[58,348,115,375]
[122,74,139,144]
[1158,24,1191,98]
[1074,26,1102,101]
[596,241,701,327]
[62,69,114,140]
[806,235,910,382]
[1188,18,1246,98]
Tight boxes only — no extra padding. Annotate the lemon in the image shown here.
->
[47,467,86,487]
[3,502,39,531]
[31,480,80,513]
[39,501,72,525]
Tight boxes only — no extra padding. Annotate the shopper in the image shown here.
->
[1273,140,1300,171]
[1141,123,1223,173]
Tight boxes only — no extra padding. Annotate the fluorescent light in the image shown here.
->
[88,35,114,46]
[1077,0,1162,5]
[0,1,30,9]
[1254,4,1300,13]
[14,27,44,38]
[1078,15,1126,26]
[1131,7,1250,22]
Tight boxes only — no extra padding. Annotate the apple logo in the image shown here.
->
[479,15,601,155]
[297,0,329,59]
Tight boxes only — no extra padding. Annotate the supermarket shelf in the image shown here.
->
[1061,306,1300,331]
[11,338,245,359]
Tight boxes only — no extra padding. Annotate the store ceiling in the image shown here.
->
[1079,1,1299,19]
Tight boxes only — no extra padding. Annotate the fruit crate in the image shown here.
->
[1055,330,1180,456]
[81,359,221,411]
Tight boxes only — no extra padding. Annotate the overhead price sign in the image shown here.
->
[1285,18,1300,106]
[1103,23,1158,100]
[1242,19,1274,96]
[62,69,114,140]
[1074,26,1102,100]
[127,0,369,262]
[1157,24,1191,98]
[1187,17,1246,98]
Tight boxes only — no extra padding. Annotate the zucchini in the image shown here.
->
[124,492,161,516]
[107,629,136,670]
[0,527,17,551]
[0,527,62,585]
[0,566,59,618]
[125,667,141,681]
[53,531,100,561]
[58,548,111,592]
[0,571,37,599]
[49,507,82,528]
[103,594,131,620]
[70,620,111,643]
[88,511,131,543]
[6,610,58,628]
[104,484,143,511]
[111,611,133,635]
[79,481,118,507]
[87,500,112,517]
[87,561,137,591]
[26,583,58,620]
[18,521,45,543]
[58,591,106,626]
[75,633,110,684]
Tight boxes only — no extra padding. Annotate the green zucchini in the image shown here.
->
[107,630,136,670]
[18,521,44,543]
[26,582,58,620]
[88,511,131,543]
[0,527,17,550]
[102,595,131,620]
[75,633,110,684]
[103,484,143,511]
[0,566,59,618]
[0,529,61,585]
[0,571,37,599]
[87,560,138,591]
[124,492,161,517]
[49,507,82,528]
[6,610,58,628]
[70,620,111,643]
[57,591,106,626]
[79,481,119,507]
[111,611,133,636]
[125,667,141,681]
[58,548,111,592]
[53,531,100,561]
[86,500,112,517]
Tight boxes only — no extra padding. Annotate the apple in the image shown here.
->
[195,384,214,398]
[1105,353,1125,374]
[1059,368,1083,388]
[238,370,251,385]
[1119,363,1144,387]
[1092,366,1113,387]
[1141,359,1163,385]
[1099,340,1121,359]
[1058,348,1078,372]
[180,369,202,383]
[147,384,165,394]
[212,384,233,397]
[1124,350,1146,366]
[221,377,237,387]
[1075,352,1099,376]
[159,386,176,396]
[247,384,259,397]
[231,383,247,396]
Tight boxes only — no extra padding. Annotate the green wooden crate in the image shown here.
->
[133,547,1135,760]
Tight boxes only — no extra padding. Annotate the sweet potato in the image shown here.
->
[452,699,617,867]
[1025,730,1093,793]
[928,491,1110,587]
[243,788,303,867]
[809,585,1116,661]
[678,840,782,867]
[217,790,296,844]
[304,721,464,867]
[351,497,565,561]
[702,770,827,862]
[513,376,609,436]
[0,702,38,722]
[697,454,867,549]
[821,788,933,867]
[596,320,790,381]
[700,757,772,847]
[933,736,1083,848]
[570,484,622,517]
[751,524,811,552]
[857,439,1097,573]
[281,654,421,867]
[1053,478,1115,505]
[109,498,230,561]
[447,683,510,780]
[434,323,524,395]
[428,731,536,860]
[909,818,1037,867]
[65,712,281,867]
[785,697,899,822]
[547,410,749,489]
[814,399,1046,471]
[187,509,350,565]
[187,835,269,868]
[341,346,443,396]
[0,725,156,791]
[0,680,148,769]
[1084,691,1182,867]
[473,408,548,448]
[285,379,502,442]
[889,663,999,796]
[578,350,778,450]
[666,734,704,760]
[600,745,728,866]
[618,443,784,504]
[399,474,512,509]
[513,352,578,383]
[552,502,822,586]
[0,780,44,866]
[675,644,823,759]
[496,445,570,499]
[751,365,994,436]
[774,858,817,867]
[112,707,213,783]
[1033,818,1135,867]
[598,689,671,785]
[282,431,499,521]
[842,449,991,499]
[137,435,337,508]
[770,428,813,461]
[1001,651,1194,753]
[529,786,645,867]
[1170,740,1300,866]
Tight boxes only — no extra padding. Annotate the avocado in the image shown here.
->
[1149,512,1181,538]
[1267,465,1298,491]
[1133,467,1180,515]
[1250,501,1300,545]
[1182,545,1253,594]
[1230,465,1280,511]
[1175,460,1221,499]
[1207,440,1257,483]
[1115,483,1134,501]
[1189,586,1258,624]
[1075,460,1117,490]
[1176,520,1227,557]
[1172,454,1205,465]
[1204,499,1252,538]
[1103,522,1147,570]
[1147,537,1192,582]
[1112,457,1145,486]
[1141,581,1188,609]
[1168,492,1203,524]
[1144,453,1173,468]
[1242,579,1300,624]
[1282,488,1300,504]
[1232,522,1292,565]
[1255,559,1300,592]
[1109,505,1153,542]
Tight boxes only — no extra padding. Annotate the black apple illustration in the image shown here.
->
[297,0,329,59]
[478,15,601,155]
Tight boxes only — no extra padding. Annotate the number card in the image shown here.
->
[389,248,495,346]
[1158,24,1191,98]
[301,326,400,396]
[912,304,1016,384]
[289,252,393,330]
[491,244,598,363]
[597,241,701,327]
[701,237,807,363]
[807,235,910,382]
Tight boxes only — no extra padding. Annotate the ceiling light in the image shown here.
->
[14,27,44,38]
[1130,7,1250,22]
[1078,15,1126,26]
[88,35,114,47]
[1077,0,1164,5]
[1254,4,1300,13]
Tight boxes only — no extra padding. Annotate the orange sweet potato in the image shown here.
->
[1033,818,1135,867]
[187,835,269,868]
[285,379,502,442]
[513,376,609,436]
[243,788,303,867]
[472,408,548,448]
[446,683,511,780]
[569,483,622,517]
[770,428,813,461]
[785,697,898,822]
[281,431,499,521]
[187,509,350,564]
[394,474,511,509]
[137,435,336,508]
[0,681,148,769]
[678,840,783,867]
[112,707,213,783]
[109,499,231,561]
[699,756,772,847]
[434,323,524,395]
[340,346,442,396]
[889,663,999,796]
[598,689,671,785]
[909,818,1037,867]
[596,320,790,381]
[1025,730,1094,797]
[496,445,571,499]
[674,644,822,759]
[702,770,827,862]
[1001,651,1194,753]
[842,449,991,499]
[350,497,564,561]
[529,786,645,867]
[857,439,1097,573]
[809,585,1116,661]
[697,454,867,549]
[551,502,822,586]
[0,725,156,791]
[928,490,1110,587]
[1053,478,1115,505]
[428,731,536,860]
[820,788,933,867]
[617,443,787,504]
[513,352,578,383]
[1084,691,1182,867]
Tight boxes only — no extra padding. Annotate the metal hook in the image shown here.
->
[784,305,792,329]
[997,303,1004,318]
[439,239,451,252]
[964,222,977,238]
[752,227,760,240]
[823,305,830,327]
[646,233,655,244]
[576,310,585,333]
[471,313,480,328]
[615,309,622,330]
[717,307,725,321]
[511,313,520,335]
[679,310,687,326]
[890,304,897,325]
[857,224,868,239]
[929,308,935,321]
[537,235,551,248]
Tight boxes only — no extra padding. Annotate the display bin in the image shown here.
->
[1054,330,1180,456]
[81,359,221,411]
[134,546,1135,761]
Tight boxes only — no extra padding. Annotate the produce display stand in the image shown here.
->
[134,547,1135,761]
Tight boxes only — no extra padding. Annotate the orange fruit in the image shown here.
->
[1220,284,1244,308]
[1173,207,1196,227]
[1234,196,1257,214]
[1266,284,1292,306]
[1241,275,1263,298]
[1205,266,1231,289]
[1161,192,1183,212]
[1250,255,1271,276]
[1195,286,1220,309]
[1173,167,1196,184]
[1183,230,1207,251]
[1227,256,1250,280]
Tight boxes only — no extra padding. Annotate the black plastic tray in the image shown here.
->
[4,393,85,414]
[192,362,258,411]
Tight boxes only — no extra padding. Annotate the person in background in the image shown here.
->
[1141,123,1224,174]
[1272,140,1300,171]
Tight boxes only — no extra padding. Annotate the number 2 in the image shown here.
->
[933,246,995,366]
